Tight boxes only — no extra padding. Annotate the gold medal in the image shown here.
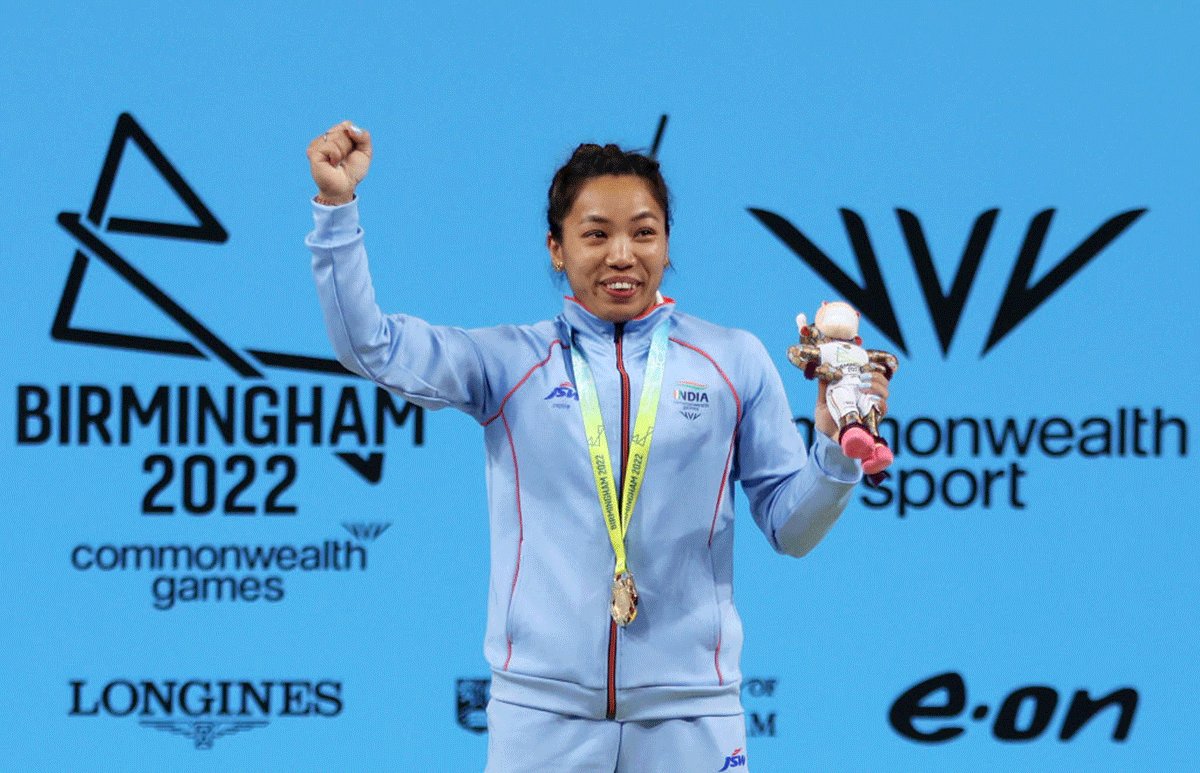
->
[611,571,639,626]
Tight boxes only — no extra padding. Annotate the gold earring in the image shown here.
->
[553,261,565,272]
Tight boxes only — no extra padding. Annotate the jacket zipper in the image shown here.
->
[607,322,630,720]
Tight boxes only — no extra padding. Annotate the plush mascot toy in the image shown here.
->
[787,301,898,475]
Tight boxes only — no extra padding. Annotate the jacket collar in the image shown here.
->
[559,293,675,345]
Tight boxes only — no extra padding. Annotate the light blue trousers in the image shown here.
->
[485,699,749,773]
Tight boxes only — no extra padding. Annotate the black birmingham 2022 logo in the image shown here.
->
[42,112,422,484]
[14,113,429,609]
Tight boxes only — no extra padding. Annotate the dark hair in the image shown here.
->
[546,143,672,242]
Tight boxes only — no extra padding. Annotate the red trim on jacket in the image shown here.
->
[483,340,566,427]
[669,336,742,686]
[482,340,565,670]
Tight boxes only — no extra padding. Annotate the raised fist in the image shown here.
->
[306,121,373,204]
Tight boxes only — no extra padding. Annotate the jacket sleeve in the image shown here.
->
[306,199,495,423]
[735,334,862,557]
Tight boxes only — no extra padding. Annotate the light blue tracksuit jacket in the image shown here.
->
[308,200,862,723]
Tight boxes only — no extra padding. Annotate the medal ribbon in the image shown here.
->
[571,322,669,579]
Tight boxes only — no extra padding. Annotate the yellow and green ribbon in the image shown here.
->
[571,322,670,579]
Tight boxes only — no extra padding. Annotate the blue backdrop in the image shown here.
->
[3,1,1197,769]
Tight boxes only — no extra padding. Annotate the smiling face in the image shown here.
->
[547,174,669,323]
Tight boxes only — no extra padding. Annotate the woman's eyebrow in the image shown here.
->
[577,210,660,226]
